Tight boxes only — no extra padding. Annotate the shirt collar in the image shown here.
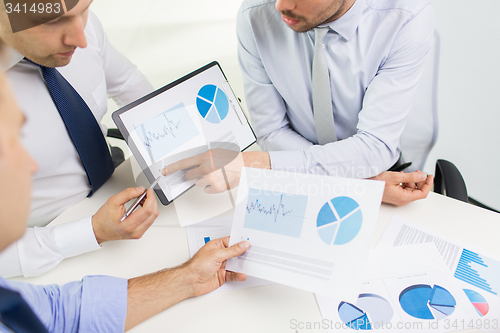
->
[1,46,24,72]
[319,0,363,41]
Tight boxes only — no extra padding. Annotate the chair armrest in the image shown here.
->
[107,128,124,140]
[434,159,468,202]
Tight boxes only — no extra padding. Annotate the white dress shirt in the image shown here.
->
[0,11,154,278]
[237,0,435,178]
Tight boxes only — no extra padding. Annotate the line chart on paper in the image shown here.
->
[245,194,295,223]
[243,188,308,238]
[136,103,199,162]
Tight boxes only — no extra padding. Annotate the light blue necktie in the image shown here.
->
[312,27,337,144]
[27,59,114,196]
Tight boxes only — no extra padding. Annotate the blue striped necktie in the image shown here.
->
[0,287,48,333]
[27,58,114,196]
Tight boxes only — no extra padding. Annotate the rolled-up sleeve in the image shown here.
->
[0,276,127,333]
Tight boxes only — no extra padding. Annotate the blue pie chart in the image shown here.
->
[196,84,229,124]
[399,284,456,320]
[338,293,394,330]
[316,196,362,245]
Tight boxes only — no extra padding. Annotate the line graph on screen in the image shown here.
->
[136,103,200,162]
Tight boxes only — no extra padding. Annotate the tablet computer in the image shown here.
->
[112,61,256,206]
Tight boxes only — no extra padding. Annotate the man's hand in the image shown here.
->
[92,187,159,244]
[371,171,434,206]
[162,150,270,194]
[125,237,249,330]
[183,237,249,297]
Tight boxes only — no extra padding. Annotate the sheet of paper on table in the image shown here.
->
[375,215,500,332]
[316,244,475,332]
[185,215,273,294]
[226,167,385,300]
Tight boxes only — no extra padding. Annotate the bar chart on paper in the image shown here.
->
[196,84,229,124]
[454,249,500,296]
[316,196,363,246]
[338,293,394,330]
[399,284,456,320]
[243,189,308,238]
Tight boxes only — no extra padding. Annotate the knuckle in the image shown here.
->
[124,225,136,235]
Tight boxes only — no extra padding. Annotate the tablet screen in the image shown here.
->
[112,62,256,205]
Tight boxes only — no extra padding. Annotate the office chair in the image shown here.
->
[107,128,125,168]
[400,30,440,172]
[398,31,472,205]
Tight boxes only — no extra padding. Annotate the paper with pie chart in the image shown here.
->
[113,62,256,204]
[227,167,385,299]
[316,245,475,332]
[375,215,500,330]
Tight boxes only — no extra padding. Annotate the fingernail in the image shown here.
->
[240,240,250,250]
[418,172,427,180]
[137,186,145,191]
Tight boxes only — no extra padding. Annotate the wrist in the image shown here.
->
[91,215,106,244]
[242,151,271,169]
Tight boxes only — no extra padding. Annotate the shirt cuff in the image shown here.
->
[54,217,101,258]
[80,276,128,332]
[269,150,307,173]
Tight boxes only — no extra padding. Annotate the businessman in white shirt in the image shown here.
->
[0,0,159,277]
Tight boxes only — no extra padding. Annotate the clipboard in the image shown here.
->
[112,62,256,205]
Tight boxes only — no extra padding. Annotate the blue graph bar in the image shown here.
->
[204,237,211,244]
[454,249,500,296]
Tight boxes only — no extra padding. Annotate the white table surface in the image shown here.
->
[11,159,500,333]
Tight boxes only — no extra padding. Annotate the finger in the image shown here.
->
[217,239,250,261]
[404,182,417,190]
[129,210,158,239]
[195,176,211,188]
[111,186,146,206]
[127,189,158,226]
[399,185,428,203]
[417,174,434,196]
[225,271,247,282]
[185,164,214,180]
[416,173,433,189]
[163,156,201,176]
[394,171,427,184]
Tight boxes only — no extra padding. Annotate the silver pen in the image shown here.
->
[121,176,162,221]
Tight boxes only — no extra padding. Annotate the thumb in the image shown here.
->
[218,240,250,261]
[112,186,145,206]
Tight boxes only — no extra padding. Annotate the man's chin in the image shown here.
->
[285,21,317,33]
[35,55,73,68]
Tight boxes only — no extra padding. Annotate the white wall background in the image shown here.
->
[92,0,500,211]
[424,0,500,210]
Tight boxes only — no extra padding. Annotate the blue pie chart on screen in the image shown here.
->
[196,84,229,124]
[316,196,362,245]
[399,284,456,320]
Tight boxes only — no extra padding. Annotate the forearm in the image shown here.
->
[125,265,192,331]
[242,151,271,170]
[269,133,397,178]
